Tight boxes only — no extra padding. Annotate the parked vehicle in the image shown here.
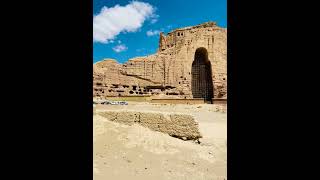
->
[119,101,128,105]
[94,99,128,105]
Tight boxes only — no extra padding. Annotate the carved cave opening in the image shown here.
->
[191,47,214,103]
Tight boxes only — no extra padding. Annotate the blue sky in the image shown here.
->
[93,0,227,63]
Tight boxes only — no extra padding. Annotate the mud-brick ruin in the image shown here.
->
[93,22,227,103]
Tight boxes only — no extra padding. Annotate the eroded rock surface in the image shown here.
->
[97,110,202,140]
[93,22,227,100]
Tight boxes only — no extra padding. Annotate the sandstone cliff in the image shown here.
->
[93,22,227,101]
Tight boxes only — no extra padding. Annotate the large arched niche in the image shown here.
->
[191,47,214,103]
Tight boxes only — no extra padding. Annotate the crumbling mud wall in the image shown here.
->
[93,21,227,100]
[97,110,202,140]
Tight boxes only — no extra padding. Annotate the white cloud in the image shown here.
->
[93,1,157,43]
[150,18,158,24]
[150,14,159,24]
[146,29,161,36]
[112,44,128,53]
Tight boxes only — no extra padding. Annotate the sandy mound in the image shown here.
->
[94,113,226,180]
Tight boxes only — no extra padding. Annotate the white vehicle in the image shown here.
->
[110,101,118,105]
[119,101,128,105]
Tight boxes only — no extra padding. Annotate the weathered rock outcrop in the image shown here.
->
[93,22,227,101]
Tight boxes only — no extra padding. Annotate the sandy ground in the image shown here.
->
[94,102,227,180]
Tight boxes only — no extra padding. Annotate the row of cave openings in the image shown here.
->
[96,47,217,104]
[94,84,148,95]
[165,31,185,49]
[94,84,182,96]
[129,85,150,95]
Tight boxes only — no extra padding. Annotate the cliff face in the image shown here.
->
[93,22,227,100]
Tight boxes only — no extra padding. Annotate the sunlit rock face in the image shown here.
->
[93,22,227,101]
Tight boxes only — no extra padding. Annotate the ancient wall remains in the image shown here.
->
[97,110,202,140]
